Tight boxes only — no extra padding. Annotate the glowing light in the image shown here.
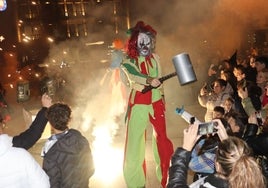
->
[0,0,7,11]
[92,123,124,184]
[7,74,11,77]
[85,41,104,46]
[38,63,49,68]
[9,84,13,89]
[47,37,54,43]
[76,73,127,186]
[100,59,108,63]
[0,35,4,42]
[23,38,29,43]
[80,115,93,132]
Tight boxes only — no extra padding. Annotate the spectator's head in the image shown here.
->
[224,97,234,113]
[224,112,245,137]
[254,56,268,72]
[233,65,246,82]
[256,69,268,84]
[215,137,266,188]
[213,106,225,119]
[213,79,227,94]
[220,70,235,83]
[46,103,71,131]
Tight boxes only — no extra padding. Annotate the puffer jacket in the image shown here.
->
[43,129,95,188]
[167,147,228,188]
[0,134,50,188]
[244,124,268,179]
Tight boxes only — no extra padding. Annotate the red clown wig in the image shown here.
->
[126,21,157,59]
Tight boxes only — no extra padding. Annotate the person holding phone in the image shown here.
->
[167,120,266,188]
[188,118,234,179]
[198,79,233,122]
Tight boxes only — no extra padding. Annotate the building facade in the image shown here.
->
[13,0,129,69]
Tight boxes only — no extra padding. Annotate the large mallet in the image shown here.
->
[141,53,197,93]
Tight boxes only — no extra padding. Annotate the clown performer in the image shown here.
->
[121,21,174,188]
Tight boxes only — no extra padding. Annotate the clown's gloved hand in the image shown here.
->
[175,105,184,115]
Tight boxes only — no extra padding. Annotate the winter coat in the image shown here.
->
[43,129,95,188]
[12,107,48,149]
[0,134,50,188]
[167,147,228,188]
[198,84,232,122]
[244,124,268,179]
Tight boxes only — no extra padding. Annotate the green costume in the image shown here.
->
[122,54,174,188]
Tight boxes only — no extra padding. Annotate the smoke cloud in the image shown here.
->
[42,0,268,150]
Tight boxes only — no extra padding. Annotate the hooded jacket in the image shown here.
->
[0,134,50,188]
[42,129,95,188]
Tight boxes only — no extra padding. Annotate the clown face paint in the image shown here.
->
[137,32,152,57]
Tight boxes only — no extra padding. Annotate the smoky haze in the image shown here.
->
[128,0,268,122]
[43,0,268,139]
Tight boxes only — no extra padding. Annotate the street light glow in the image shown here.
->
[85,41,104,46]
[0,35,5,42]
[47,37,54,43]
[0,0,7,11]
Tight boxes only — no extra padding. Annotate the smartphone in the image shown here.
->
[198,122,218,135]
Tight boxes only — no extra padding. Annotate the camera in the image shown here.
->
[198,121,218,135]
[40,86,48,95]
[40,78,56,97]
[255,111,263,126]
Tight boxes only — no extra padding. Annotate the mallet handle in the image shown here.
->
[141,72,177,94]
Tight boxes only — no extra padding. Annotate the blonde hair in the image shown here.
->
[216,137,266,188]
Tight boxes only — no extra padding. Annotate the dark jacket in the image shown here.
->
[243,123,268,157]
[167,147,228,188]
[244,123,268,179]
[43,129,95,188]
[12,107,48,149]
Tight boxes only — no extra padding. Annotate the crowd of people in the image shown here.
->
[0,94,95,188]
[2,19,268,188]
[170,51,268,187]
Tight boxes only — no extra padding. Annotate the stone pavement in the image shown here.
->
[4,85,206,188]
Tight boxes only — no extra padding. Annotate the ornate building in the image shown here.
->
[13,0,129,69]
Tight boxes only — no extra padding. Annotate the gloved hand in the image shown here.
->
[175,105,184,115]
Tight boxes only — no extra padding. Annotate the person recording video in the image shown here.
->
[167,119,266,188]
